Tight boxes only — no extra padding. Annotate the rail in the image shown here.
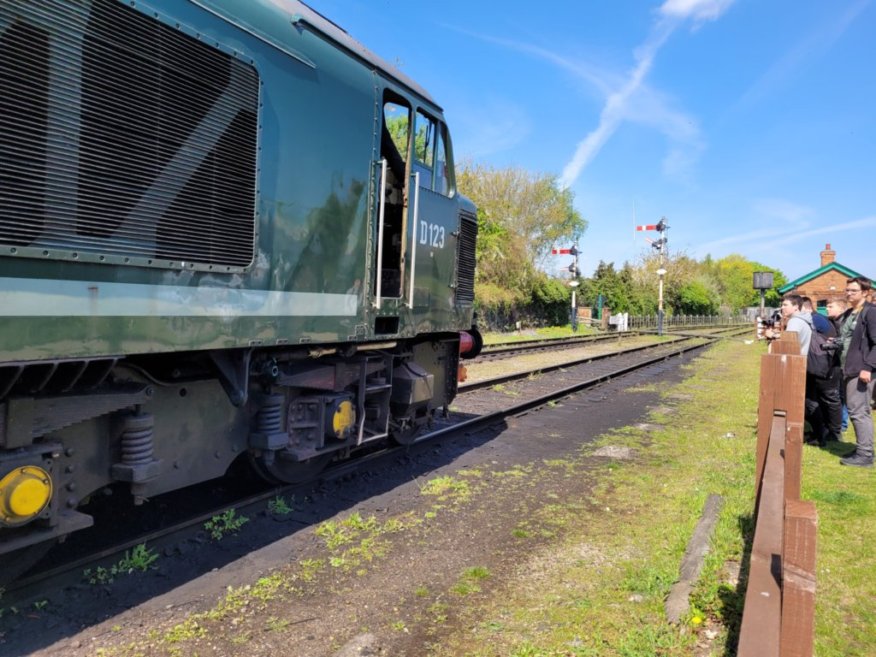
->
[738,333,817,657]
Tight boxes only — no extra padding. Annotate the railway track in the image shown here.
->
[476,323,750,362]
[4,334,716,604]
[476,332,642,361]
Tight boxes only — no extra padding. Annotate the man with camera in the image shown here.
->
[764,294,812,354]
[836,277,876,467]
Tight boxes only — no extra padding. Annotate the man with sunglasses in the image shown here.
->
[837,277,876,467]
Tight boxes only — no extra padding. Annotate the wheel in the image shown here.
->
[0,539,55,586]
[389,416,421,446]
[249,450,332,485]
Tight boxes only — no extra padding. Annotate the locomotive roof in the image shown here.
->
[191,0,440,110]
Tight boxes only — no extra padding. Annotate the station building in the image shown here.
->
[777,244,873,315]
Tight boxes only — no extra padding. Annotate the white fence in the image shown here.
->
[610,314,749,331]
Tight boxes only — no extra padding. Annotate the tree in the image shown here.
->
[711,255,788,312]
[582,261,631,313]
[457,163,587,290]
[676,279,720,314]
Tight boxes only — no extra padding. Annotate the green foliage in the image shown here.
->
[117,543,159,573]
[459,163,586,324]
[706,254,787,311]
[530,275,572,325]
[581,261,632,313]
[82,543,159,585]
[475,281,527,310]
[457,161,785,326]
[575,252,786,319]
[385,114,409,161]
[419,475,471,502]
[458,163,587,276]
[451,566,491,596]
[267,495,293,516]
[204,509,249,540]
[315,512,380,551]
[677,279,720,314]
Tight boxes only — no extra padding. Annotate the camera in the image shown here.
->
[760,310,783,330]
[822,338,843,354]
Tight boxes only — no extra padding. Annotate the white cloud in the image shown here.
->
[559,2,736,188]
[768,216,876,247]
[620,85,704,183]
[752,198,816,226]
[659,0,735,22]
[442,27,616,98]
[694,215,876,255]
[560,19,676,188]
[447,2,736,188]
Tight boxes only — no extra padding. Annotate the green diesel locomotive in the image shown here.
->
[0,0,480,574]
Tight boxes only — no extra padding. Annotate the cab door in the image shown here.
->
[406,110,458,313]
[371,91,412,312]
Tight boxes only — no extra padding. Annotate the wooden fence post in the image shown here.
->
[755,337,806,504]
[741,334,812,657]
[738,415,785,657]
[781,500,818,657]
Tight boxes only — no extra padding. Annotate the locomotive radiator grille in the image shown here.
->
[0,0,259,271]
[456,210,477,305]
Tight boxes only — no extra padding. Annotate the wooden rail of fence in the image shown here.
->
[737,333,817,657]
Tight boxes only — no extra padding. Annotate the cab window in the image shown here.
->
[414,110,453,197]
[414,110,434,167]
[434,126,450,196]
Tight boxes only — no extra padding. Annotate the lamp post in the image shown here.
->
[656,268,667,335]
[569,280,580,332]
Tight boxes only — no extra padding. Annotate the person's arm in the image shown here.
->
[860,306,876,382]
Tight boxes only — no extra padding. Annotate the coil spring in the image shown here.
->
[120,413,154,466]
[257,395,284,434]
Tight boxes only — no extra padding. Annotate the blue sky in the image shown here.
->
[313,0,875,281]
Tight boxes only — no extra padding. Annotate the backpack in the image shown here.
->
[807,328,834,378]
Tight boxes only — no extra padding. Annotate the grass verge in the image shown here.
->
[428,338,876,656]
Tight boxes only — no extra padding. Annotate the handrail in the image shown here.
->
[374,158,387,309]
[408,171,420,309]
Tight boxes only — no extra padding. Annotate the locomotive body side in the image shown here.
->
[0,0,475,360]
[0,0,479,568]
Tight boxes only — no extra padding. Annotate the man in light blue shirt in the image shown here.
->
[779,294,812,356]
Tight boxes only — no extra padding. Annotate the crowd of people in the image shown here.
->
[765,277,876,467]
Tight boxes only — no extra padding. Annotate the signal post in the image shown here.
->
[636,218,669,335]
[552,244,580,331]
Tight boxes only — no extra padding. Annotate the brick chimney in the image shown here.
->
[820,243,836,267]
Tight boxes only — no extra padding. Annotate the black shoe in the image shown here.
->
[840,454,874,467]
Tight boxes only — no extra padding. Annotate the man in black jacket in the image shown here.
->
[838,277,876,467]
[802,297,842,445]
